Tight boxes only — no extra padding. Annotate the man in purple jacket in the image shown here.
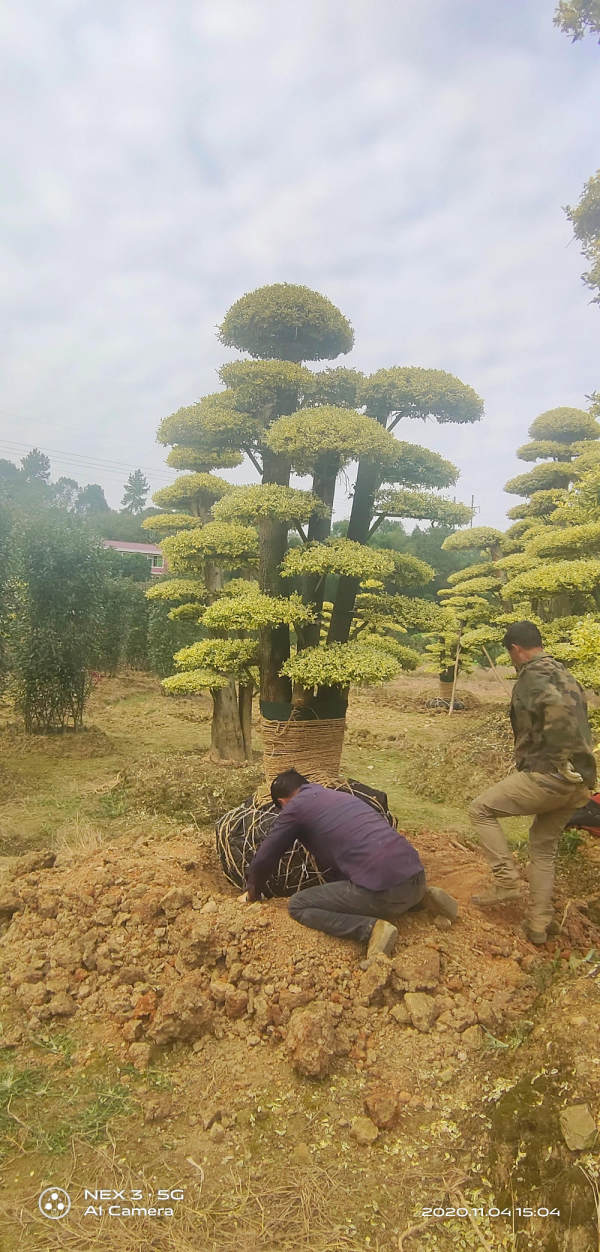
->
[245,770,457,959]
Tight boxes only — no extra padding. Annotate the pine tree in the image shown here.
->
[121,469,150,514]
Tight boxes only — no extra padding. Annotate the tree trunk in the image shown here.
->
[259,449,293,711]
[205,559,246,762]
[327,458,381,644]
[211,682,246,763]
[299,454,338,654]
[238,682,254,760]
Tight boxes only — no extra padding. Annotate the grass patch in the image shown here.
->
[0,1052,134,1161]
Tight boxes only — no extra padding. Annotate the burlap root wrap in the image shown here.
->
[261,715,346,788]
[215,778,396,897]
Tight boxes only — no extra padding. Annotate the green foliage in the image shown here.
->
[157,393,260,451]
[21,448,51,483]
[74,484,109,515]
[504,461,575,496]
[359,367,483,425]
[10,516,106,731]
[527,520,600,558]
[442,525,504,553]
[121,469,149,514]
[494,550,537,573]
[202,591,315,632]
[375,488,473,526]
[528,406,600,443]
[146,577,207,603]
[267,407,399,472]
[353,592,443,633]
[174,638,258,676]
[503,558,600,599]
[281,641,402,689]
[218,359,312,415]
[212,484,326,525]
[161,522,258,572]
[142,512,202,536]
[302,367,364,407]
[382,442,459,488]
[218,282,354,362]
[516,438,586,462]
[439,575,501,597]
[152,473,232,515]
[552,616,600,690]
[357,634,421,669]
[95,578,149,675]
[166,445,244,472]
[147,601,201,678]
[281,538,395,581]
[382,550,435,589]
[506,489,565,519]
[555,0,600,42]
[163,668,229,694]
[566,171,600,300]
[446,561,494,585]
[91,508,162,542]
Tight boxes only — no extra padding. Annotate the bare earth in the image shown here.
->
[0,672,599,1252]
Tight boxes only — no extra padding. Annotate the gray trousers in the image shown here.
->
[470,770,589,929]
[288,871,426,943]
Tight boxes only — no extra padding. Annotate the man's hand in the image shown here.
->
[238,887,258,903]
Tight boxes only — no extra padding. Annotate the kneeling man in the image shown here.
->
[245,770,457,959]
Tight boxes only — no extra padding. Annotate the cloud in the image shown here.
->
[0,0,598,516]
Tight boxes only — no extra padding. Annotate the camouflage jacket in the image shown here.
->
[510,653,597,786]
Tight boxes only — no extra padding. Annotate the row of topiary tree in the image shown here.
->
[430,401,600,695]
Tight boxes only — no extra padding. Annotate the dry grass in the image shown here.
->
[4,1143,373,1252]
[117,754,264,823]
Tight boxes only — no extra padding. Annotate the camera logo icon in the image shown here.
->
[38,1187,71,1220]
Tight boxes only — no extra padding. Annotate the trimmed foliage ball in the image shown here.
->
[218,283,354,362]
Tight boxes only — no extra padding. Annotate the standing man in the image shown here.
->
[470,621,596,944]
[244,769,457,959]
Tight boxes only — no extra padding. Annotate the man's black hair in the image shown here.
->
[270,769,309,807]
[502,620,543,650]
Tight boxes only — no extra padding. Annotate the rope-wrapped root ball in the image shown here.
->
[215,778,397,897]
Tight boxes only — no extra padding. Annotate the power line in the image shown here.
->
[0,437,177,483]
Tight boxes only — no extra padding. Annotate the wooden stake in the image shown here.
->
[448,632,462,715]
[482,644,512,696]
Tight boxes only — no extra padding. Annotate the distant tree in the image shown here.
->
[555,3,600,301]
[21,448,51,484]
[89,508,159,542]
[566,171,600,304]
[75,484,109,515]
[121,469,150,514]
[554,0,600,41]
[49,476,80,511]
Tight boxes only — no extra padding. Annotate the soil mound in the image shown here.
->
[2,823,597,1081]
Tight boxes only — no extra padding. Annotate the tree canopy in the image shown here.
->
[149,282,483,761]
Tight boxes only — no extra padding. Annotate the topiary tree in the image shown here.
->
[471,403,600,689]
[428,527,507,700]
[144,473,260,762]
[151,283,482,775]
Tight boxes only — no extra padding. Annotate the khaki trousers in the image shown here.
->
[469,771,589,929]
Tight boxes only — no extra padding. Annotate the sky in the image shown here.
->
[1,0,598,522]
